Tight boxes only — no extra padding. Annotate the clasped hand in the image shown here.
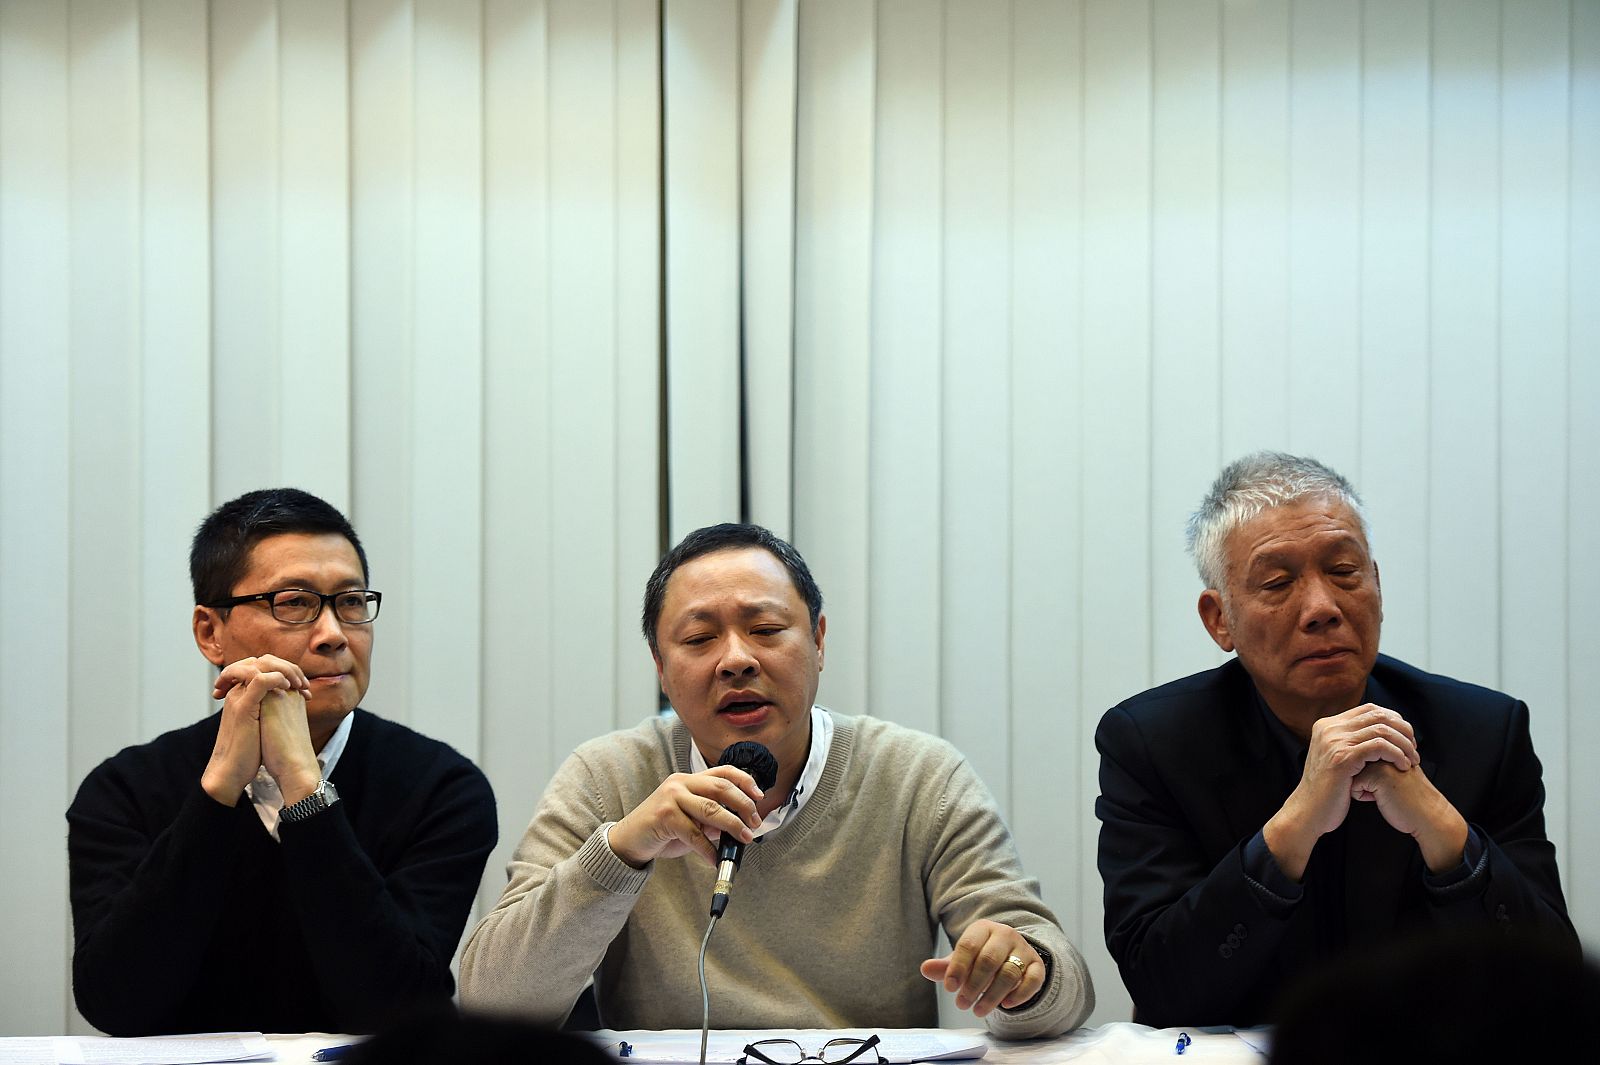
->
[200,655,322,807]
[1266,703,1467,878]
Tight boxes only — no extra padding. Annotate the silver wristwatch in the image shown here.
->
[280,779,340,824]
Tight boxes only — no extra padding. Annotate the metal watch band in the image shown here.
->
[280,779,339,824]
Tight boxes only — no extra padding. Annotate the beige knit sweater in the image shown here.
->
[459,712,1093,1039]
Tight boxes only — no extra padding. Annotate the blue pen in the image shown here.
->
[311,1044,357,1062]
[1175,1031,1192,1055]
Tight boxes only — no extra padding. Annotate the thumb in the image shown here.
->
[920,957,950,982]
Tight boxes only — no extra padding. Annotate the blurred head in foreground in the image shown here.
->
[344,1009,610,1065]
[1270,928,1597,1065]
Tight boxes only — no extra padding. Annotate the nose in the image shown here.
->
[717,633,760,678]
[308,604,350,653]
[1299,574,1343,631]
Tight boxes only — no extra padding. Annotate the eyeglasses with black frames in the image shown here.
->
[738,1034,885,1065]
[207,588,382,625]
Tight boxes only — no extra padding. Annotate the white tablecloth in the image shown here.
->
[258,1024,1267,1064]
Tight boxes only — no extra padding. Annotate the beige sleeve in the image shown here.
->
[457,751,650,1025]
[925,755,1095,1039]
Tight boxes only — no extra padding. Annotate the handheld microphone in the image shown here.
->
[709,740,778,917]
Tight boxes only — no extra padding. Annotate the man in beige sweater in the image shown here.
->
[460,524,1092,1039]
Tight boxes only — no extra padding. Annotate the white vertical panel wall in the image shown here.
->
[1075,2,1155,1016]
[791,0,875,715]
[867,0,944,741]
[1010,0,1086,950]
[0,0,72,1031]
[139,0,214,746]
[0,0,1595,1038]
[410,0,484,758]
[664,0,742,538]
[740,0,799,540]
[1428,0,1503,685]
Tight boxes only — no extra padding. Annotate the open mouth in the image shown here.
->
[718,699,772,724]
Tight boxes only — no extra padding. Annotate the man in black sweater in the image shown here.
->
[67,488,497,1036]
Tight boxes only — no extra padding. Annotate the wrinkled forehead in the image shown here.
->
[1226,496,1371,567]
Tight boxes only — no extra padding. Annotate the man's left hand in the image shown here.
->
[1351,761,1470,874]
[919,919,1044,1018]
[257,688,323,805]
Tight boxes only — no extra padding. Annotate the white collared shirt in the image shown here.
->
[689,705,833,838]
[245,710,354,842]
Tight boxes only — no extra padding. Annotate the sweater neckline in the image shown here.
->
[671,713,856,870]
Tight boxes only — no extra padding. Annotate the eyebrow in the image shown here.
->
[262,576,366,591]
[675,600,793,625]
[1247,537,1366,572]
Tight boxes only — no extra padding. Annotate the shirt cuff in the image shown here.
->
[1242,829,1303,915]
[1423,825,1488,900]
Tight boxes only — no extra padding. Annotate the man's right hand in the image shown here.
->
[1263,703,1419,880]
[607,767,765,870]
[199,655,312,806]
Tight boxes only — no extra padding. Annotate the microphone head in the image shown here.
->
[716,741,778,792]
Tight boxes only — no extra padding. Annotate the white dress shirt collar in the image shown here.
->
[688,706,833,837]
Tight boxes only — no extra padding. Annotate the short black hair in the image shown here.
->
[641,523,823,654]
[190,487,369,606]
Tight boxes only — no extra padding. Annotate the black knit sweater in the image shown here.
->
[67,709,496,1035]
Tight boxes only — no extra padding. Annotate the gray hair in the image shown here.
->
[1185,451,1369,590]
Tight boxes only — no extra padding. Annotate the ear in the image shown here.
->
[813,614,827,670]
[1373,560,1384,621]
[651,646,667,693]
[1197,590,1236,653]
[193,606,228,667]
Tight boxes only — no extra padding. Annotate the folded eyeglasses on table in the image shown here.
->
[738,1033,886,1064]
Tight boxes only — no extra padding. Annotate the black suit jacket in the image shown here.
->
[1095,654,1574,1028]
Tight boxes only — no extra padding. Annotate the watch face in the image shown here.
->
[284,780,338,823]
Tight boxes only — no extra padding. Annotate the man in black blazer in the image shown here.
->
[1095,452,1575,1028]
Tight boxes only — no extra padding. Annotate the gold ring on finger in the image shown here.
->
[1004,954,1027,977]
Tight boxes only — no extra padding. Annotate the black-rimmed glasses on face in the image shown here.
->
[208,588,382,625]
[738,1035,885,1064]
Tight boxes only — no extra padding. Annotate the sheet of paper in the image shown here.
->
[1230,1028,1272,1056]
[0,1039,56,1065]
[0,1033,275,1065]
[591,1028,985,1063]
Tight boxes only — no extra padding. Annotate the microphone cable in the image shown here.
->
[698,912,719,1065]
[697,741,776,1065]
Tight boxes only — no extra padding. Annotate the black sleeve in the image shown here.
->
[1095,705,1299,1027]
[1422,700,1576,944]
[68,769,248,1036]
[277,754,498,1030]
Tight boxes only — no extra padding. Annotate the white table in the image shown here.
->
[586,1026,1266,1065]
[258,1025,1267,1064]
